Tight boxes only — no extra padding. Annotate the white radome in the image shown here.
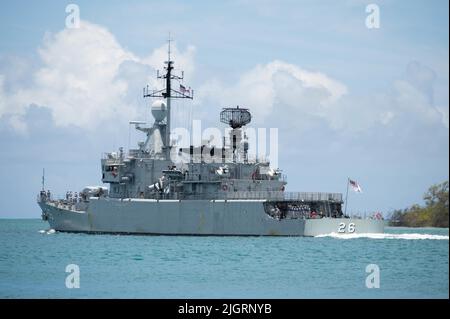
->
[151,100,167,122]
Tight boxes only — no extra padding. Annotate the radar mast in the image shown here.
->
[143,35,194,159]
[220,106,252,163]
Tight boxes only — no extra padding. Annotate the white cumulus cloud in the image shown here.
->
[0,21,195,132]
[196,60,348,126]
[0,22,446,138]
[196,60,448,133]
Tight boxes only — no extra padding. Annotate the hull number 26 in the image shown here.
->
[338,222,355,233]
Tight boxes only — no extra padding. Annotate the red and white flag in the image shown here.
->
[349,179,362,193]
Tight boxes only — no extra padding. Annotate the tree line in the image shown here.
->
[389,181,449,228]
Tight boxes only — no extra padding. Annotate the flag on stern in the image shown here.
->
[349,179,362,193]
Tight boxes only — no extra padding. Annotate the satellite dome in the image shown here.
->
[151,100,167,122]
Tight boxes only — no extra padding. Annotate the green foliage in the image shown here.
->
[389,181,449,228]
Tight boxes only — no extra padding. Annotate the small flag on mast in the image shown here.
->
[180,84,190,94]
[349,179,362,193]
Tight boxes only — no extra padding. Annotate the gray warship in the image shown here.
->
[37,44,384,236]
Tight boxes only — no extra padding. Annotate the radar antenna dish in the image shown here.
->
[220,106,252,129]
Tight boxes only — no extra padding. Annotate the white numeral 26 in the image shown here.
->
[338,222,355,233]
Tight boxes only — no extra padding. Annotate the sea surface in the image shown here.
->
[0,219,448,298]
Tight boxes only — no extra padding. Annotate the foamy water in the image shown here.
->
[38,229,55,235]
[315,232,449,240]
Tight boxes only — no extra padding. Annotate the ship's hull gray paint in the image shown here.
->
[39,198,384,236]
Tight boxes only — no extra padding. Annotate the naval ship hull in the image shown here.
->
[39,198,384,236]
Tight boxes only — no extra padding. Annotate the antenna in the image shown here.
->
[168,32,172,62]
[42,168,45,191]
[220,106,252,129]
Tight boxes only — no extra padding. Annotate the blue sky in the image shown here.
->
[0,0,448,218]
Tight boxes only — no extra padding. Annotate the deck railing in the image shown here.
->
[141,191,342,201]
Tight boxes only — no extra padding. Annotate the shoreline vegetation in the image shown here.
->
[389,181,449,228]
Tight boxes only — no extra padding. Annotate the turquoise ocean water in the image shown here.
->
[0,219,448,298]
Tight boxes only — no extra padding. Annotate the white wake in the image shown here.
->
[315,232,449,240]
[38,229,56,235]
